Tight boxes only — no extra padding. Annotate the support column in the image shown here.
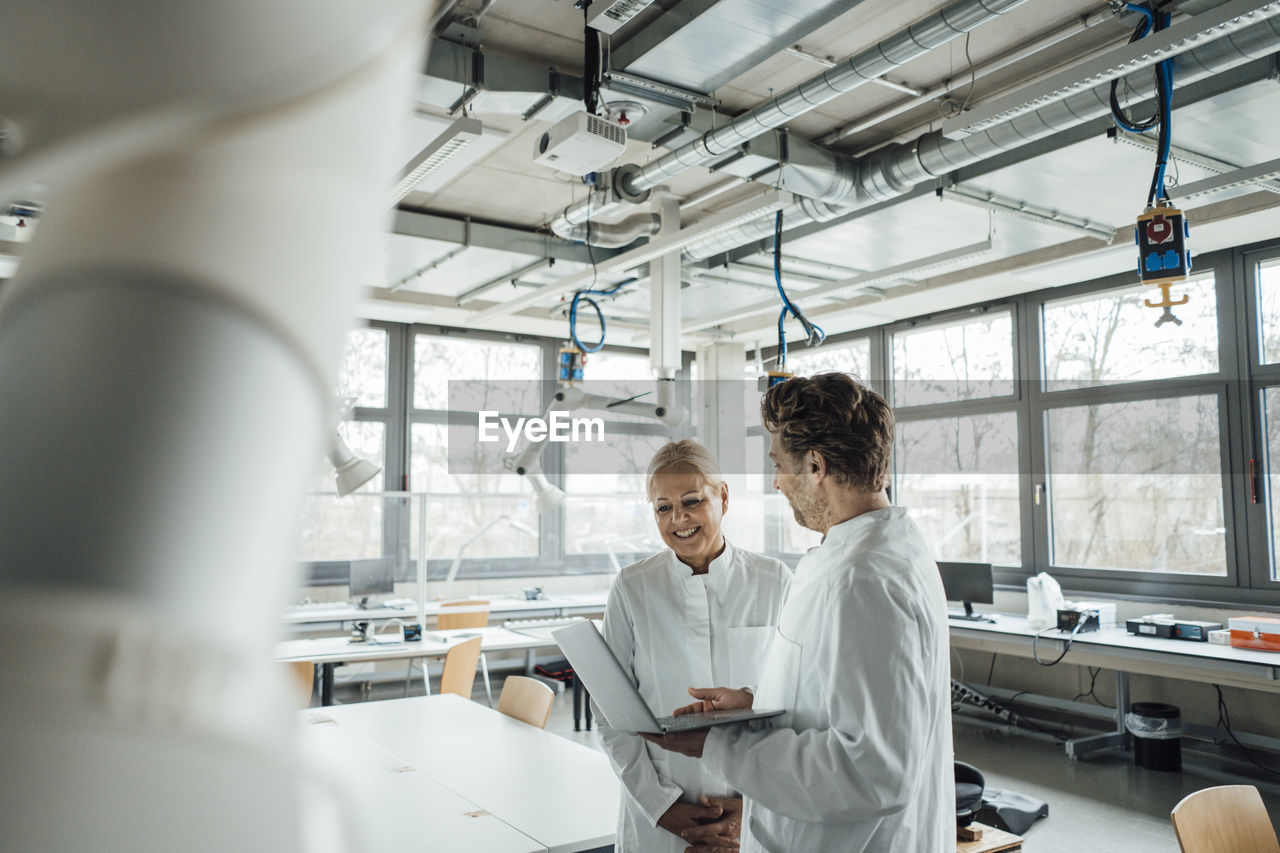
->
[650,191,682,379]
[695,341,748,473]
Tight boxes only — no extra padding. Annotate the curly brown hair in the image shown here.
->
[761,373,894,492]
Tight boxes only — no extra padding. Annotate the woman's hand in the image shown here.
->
[656,800,724,840]
[672,686,754,717]
[681,795,743,852]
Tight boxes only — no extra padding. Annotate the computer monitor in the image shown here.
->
[937,561,994,622]
[348,558,394,606]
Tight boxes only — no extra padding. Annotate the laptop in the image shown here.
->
[551,620,784,735]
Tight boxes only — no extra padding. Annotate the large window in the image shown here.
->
[892,312,1014,407]
[895,412,1021,566]
[1044,395,1226,575]
[1042,276,1218,388]
[298,325,394,571]
[291,238,1280,604]
[890,312,1021,567]
[410,332,543,568]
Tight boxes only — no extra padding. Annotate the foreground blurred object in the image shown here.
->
[0,2,432,851]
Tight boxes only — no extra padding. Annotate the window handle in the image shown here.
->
[1249,459,1258,505]
[1034,483,1044,507]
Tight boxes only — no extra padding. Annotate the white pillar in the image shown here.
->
[696,341,749,473]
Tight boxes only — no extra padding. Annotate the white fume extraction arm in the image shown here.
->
[0,2,431,852]
[328,430,383,497]
[444,514,539,593]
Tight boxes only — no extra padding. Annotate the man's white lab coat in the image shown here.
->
[598,539,792,853]
[703,508,955,852]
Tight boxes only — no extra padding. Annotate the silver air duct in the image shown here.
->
[683,12,1280,260]
[551,0,1034,242]
[556,212,661,247]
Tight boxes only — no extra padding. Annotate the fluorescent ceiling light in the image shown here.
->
[939,185,1116,241]
[469,189,794,325]
[942,0,1280,140]
[684,238,994,333]
[1170,156,1280,202]
[388,116,483,206]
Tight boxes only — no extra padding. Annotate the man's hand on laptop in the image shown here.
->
[672,686,754,716]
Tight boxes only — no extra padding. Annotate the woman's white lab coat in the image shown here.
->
[703,508,955,852]
[598,539,792,853]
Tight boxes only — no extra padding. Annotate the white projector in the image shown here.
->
[533,111,626,175]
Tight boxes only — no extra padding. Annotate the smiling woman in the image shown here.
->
[596,438,793,853]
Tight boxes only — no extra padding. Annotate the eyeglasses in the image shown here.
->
[653,495,709,516]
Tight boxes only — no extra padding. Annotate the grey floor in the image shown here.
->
[332,673,1280,852]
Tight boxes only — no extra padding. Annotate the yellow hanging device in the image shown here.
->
[1134,202,1190,327]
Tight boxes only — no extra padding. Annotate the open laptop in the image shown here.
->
[551,620,784,735]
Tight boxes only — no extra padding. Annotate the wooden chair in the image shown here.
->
[285,661,315,708]
[497,675,555,729]
[1171,785,1280,853]
[437,600,490,629]
[439,636,484,699]
[437,600,493,706]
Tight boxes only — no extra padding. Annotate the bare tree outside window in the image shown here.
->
[1041,279,1225,575]
[410,335,544,567]
[896,413,1020,566]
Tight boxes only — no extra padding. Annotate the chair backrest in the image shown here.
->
[497,675,555,728]
[437,600,490,630]
[284,660,315,708]
[1171,785,1280,853]
[439,636,484,699]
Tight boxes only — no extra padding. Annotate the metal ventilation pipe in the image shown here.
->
[683,11,1280,260]
[557,212,661,247]
[551,0,1035,241]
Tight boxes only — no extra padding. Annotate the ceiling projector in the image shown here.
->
[533,111,626,175]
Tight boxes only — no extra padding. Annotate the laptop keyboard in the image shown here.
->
[657,709,756,732]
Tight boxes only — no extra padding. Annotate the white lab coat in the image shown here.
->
[598,539,792,853]
[703,508,955,852]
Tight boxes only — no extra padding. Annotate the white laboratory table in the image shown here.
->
[283,592,608,626]
[298,716,545,853]
[300,694,619,853]
[278,626,565,706]
[949,613,1280,759]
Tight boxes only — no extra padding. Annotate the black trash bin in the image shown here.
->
[1126,702,1182,772]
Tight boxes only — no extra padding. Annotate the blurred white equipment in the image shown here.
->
[0,2,433,852]
[533,111,627,175]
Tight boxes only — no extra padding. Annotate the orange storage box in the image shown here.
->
[1228,616,1280,653]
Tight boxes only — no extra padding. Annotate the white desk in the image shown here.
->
[277,626,564,706]
[301,695,619,853]
[949,613,1280,759]
[298,716,544,852]
[283,593,609,627]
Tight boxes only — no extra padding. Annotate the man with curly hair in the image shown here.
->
[643,373,954,853]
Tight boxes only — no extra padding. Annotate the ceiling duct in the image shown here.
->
[681,9,1280,260]
[551,0,1034,240]
[587,0,656,34]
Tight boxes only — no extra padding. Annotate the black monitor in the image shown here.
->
[348,558,395,606]
[937,561,994,622]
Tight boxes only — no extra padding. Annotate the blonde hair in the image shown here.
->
[645,439,726,500]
